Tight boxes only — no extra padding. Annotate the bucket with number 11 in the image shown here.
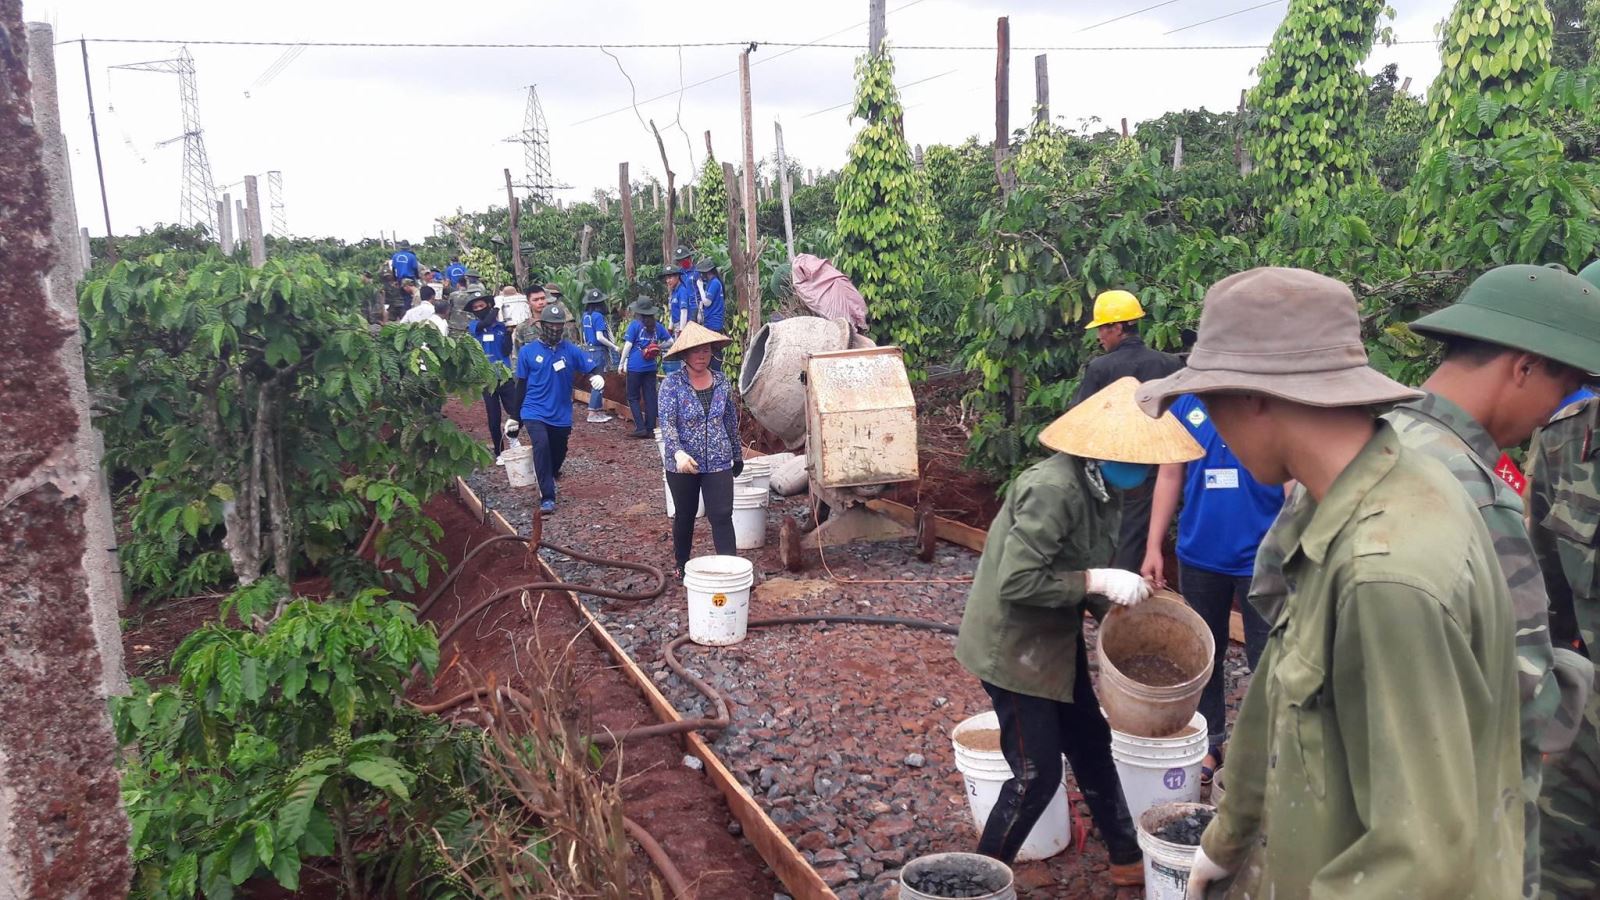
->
[683,555,753,646]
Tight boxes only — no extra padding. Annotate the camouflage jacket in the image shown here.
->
[1529,396,1600,657]
[1209,422,1522,898]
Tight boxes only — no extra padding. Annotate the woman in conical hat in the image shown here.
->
[657,322,742,576]
[953,377,1201,887]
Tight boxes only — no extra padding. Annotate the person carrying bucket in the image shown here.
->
[510,302,606,515]
[465,293,519,457]
[953,376,1203,888]
[1134,268,1523,899]
[619,298,673,438]
[657,321,742,578]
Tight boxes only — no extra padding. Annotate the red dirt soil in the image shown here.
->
[407,492,778,898]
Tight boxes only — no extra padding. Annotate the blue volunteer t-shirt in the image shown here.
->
[391,250,419,280]
[445,262,467,287]
[583,310,609,347]
[515,340,595,427]
[468,318,513,369]
[1171,394,1285,577]
[700,275,726,332]
[670,281,696,326]
[624,320,671,373]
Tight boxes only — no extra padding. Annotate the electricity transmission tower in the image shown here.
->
[112,47,219,236]
[504,86,569,207]
[267,170,286,235]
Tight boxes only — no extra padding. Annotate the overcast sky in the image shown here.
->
[28,0,1455,244]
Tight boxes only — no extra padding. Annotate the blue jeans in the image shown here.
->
[626,370,658,434]
[1178,563,1271,749]
[525,421,571,503]
[587,347,611,412]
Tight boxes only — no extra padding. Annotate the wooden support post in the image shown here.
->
[685,184,694,215]
[993,16,1013,193]
[1034,54,1049,125]
[1120,117,1129,139]
[739,49,760,334]
[1173,136,1184,171]
[869,0,887,56]
[1236,88,1252,177]
[1399,75,1412,93]
[580,223,593,262]
[618,163,635,284]
[244,175,266,267]
[504,168,528,288]
[775,120,796,263]
[723,161,763,340]
[650,120,678,274]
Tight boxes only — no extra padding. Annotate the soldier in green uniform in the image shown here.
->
[955,376,1202,888]
[1136,267,1524,899]
[1529,258,1600,898]
[1364,265,1598,899]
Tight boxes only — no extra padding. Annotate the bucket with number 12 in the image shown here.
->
[683,555,753,646]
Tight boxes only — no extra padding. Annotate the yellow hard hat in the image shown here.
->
[1086,290,1145,330]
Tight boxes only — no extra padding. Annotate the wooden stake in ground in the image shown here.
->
[505,168,528,288]
[1120,117,1129,139]
[650,119,677,271]
[869,0,886,56]
[774,120,796,263]
[580,223,593,263]
[993,17,1013,193]
[722,160,766,340]
[1235,88,1252,176]
[739,48,761,334]
[1034,53,1049,125]
[618,163,635,285]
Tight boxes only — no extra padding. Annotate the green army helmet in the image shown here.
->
[539,302,571,324]
[1409,264,1600,375]
[1580,259,1600,290]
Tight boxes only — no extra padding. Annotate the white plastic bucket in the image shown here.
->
[899,853,1016,900]
[683,555,753,646]
[1110,712,1208,823]
[733,473,756,491]
[1136,802,1213,900]
[732,487,769,549]
[503,443,538,488]
[950,712,1071,862]
[742,458,774,493]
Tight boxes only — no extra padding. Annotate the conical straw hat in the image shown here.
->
[665,320,733,359]
[1039,376,1202,464]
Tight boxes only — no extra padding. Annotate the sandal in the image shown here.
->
[1201,744,1224,787]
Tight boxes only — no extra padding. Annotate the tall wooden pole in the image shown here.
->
[1034,54,1049,126]
[994,17,1013,193]
[739,48,760,331]
[869,0,887,56]
[1236,88,1252,176]
[504,168,527,288]
[243,176,266,267]
[618,163,635,285]
[78,40,113,240]
[774,121,796,263]
[650,119,677,266]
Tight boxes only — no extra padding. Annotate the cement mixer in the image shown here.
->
[740,318,930,569]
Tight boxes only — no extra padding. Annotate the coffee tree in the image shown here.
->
[80,253,495,597]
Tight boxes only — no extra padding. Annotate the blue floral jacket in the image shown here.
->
[659,369,740,474]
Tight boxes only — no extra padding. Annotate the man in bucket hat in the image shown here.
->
[1526,257,1600,898]
[1388,265,1600,899]
[1135,268,1522,899]
[955,377,1202,888]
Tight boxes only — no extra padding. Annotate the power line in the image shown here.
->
[1165,0,1285,35]
[801,68,960,119]
[1079,0,1189,33]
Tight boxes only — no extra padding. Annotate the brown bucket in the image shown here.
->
[1095,590,1214,738]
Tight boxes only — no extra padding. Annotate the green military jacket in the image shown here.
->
[955,453,1116,703]
[1530,397,1600,652]
[1206,423,1522,898]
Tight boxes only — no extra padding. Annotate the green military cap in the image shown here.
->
[1580,260,1600,290]
[1409,264,1600,374]
[629,297,660,317]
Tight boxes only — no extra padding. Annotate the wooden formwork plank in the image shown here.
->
[450,477,834,900]
[574,388,635,424]
[864,498,988,554]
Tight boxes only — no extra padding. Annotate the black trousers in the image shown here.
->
[1113,481,1154,570]
[978,635,1141,866]
[482,378,519,455]
[1179,564,1271,750]
[526,421,570,504]
[664,469,737,568]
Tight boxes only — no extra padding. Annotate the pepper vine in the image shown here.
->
[1425,0,1555,148]
[693,153,728,249]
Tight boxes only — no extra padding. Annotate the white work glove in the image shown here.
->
[673,450,700,474]
[1086,568,1151,607]
[1186,846,1232,900]
[589,374,605,391]
[619,343,632,374]
[503,419,520,439]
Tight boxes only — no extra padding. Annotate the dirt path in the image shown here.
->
[443,394,1233,900]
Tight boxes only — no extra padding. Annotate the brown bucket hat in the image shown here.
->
[1136,267,1422,417]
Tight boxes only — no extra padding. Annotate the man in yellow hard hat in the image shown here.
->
[1072,289,1181,570]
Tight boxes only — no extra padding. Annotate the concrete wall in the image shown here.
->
[0,15,134,895]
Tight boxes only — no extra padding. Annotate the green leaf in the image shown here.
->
[229,830,257,884]
[346,756,411,800]
[299,809,336,857]
[277,772,329,843]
